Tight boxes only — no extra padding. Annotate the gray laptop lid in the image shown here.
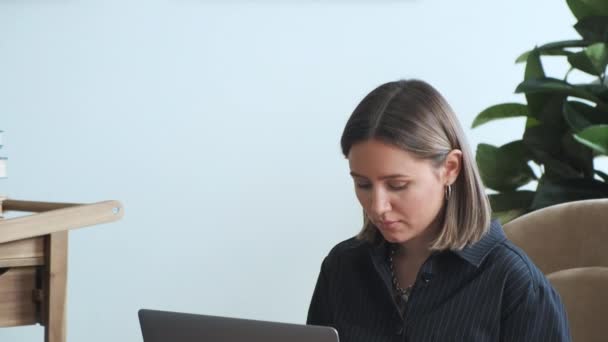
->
[138,309,339,342]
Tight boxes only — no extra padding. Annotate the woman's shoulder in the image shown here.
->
[320,236,373,270]
[327,236,369,258]
[485,238,566,319]
[487,237,551,291]
[316,236,379,281]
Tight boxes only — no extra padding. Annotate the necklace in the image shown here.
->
[389,246,413,303]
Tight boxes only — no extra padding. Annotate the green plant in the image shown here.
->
[473,0,608,223]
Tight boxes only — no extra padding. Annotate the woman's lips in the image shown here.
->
[381,220,399,229]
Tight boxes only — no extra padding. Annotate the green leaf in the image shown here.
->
[517,78,575,92]
[563,101,608,132]
[596,169,608,182]
[586,43,608,74]
[540,40,591,49]
[561,132,595,179]
[489,190,536,224]
[524,124,584,179]
[525,49,545,79]
[471,103,529,128]
[501,140,534,162]
[489,191,535,212]
[523,49,549,117]
[567,0,608,20]
[574,16,608,42]
[526,95,568,129]
[525,117,541,128]
[515,51,530,64]
[564,101,594,131]
[582,83,608,103]
[568,50,601,75]
[516,49,572,64]
[516,78,603,104]
[516,40,588,64]
[531,176,608,210]
[574,124,608,154]
[568,43,608,76]
[476,141,535,192]
[540,154,583,179]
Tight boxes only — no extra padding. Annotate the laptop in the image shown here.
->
[138,309,340,342]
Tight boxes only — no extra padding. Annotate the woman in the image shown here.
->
[307,80,571,341]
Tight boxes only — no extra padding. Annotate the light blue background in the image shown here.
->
[1,0,602,341]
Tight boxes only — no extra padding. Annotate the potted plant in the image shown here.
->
[473,0,608,222]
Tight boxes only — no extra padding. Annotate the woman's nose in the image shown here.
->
[370,190,391,216]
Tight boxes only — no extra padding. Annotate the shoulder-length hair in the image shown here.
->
[340,80,491,250]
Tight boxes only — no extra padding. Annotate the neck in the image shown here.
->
[396,238,432,262]
[395,217,443,261]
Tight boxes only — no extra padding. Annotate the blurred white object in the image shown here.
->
[0,130,5,178]
[0,157,6,178]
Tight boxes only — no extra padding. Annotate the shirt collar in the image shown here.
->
[368,219,505,269]
[452,219,506,267]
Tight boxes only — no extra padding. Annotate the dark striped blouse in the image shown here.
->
[307,221,571,341]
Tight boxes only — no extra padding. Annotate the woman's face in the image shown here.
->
[348,139,457,245]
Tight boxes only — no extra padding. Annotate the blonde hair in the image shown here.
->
[340,80,491,250]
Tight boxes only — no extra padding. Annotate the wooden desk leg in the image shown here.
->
[44,232,68,342]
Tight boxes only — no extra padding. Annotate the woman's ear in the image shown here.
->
[442,149,462,185]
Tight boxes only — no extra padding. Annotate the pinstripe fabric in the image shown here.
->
[307,221,571,341]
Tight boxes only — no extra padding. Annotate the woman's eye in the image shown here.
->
[355,183,372,189]
[388,183,408,190]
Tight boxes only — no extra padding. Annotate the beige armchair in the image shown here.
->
[504,199,608,342]
[547,267,608,342]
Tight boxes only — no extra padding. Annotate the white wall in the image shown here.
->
[0,0,581,341]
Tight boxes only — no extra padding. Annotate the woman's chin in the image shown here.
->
[379,231,409,244]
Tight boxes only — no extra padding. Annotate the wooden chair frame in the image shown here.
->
[0,198,123,342]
